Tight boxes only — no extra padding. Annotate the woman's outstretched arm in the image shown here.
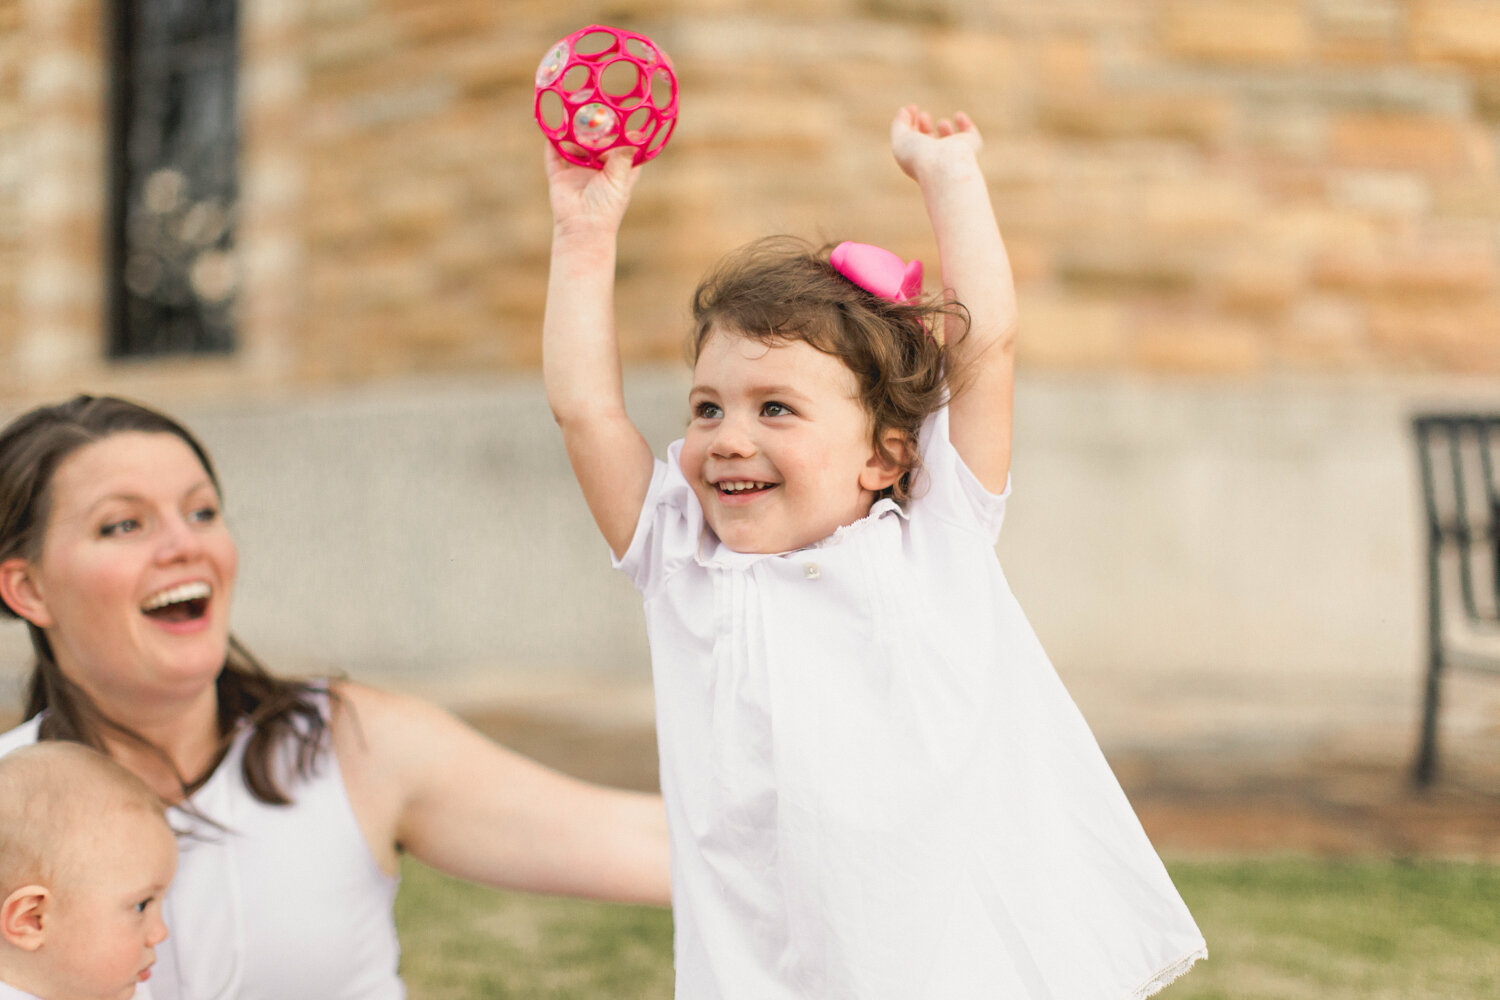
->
[332,681,671,905]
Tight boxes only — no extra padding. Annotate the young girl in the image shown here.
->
[543,105,1206,999]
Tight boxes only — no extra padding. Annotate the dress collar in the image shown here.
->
[695,496,906,569]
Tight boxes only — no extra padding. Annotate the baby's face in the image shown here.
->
[46,808,176,1000]
[682,329,898,554]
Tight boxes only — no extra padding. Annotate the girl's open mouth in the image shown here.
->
[141,582,211,623]
[716,480,775,498]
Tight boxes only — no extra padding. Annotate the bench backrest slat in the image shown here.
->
[1413,413,1500,626]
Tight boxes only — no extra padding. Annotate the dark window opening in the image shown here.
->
[107,0,240,358]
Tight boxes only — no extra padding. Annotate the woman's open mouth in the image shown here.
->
[141,581,211,623]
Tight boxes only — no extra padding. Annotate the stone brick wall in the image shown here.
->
[1,0,108,391]
[2,0,1499,397]
[0,0,21,371]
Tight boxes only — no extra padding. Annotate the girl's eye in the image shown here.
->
[134,896,154,913]
[100,519,141,538]
[693,401,722,420]
[762,402,792,417]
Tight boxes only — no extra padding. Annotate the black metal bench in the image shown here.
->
[1412,413,1500,786]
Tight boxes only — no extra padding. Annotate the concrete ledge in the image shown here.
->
[2,370,1497,719]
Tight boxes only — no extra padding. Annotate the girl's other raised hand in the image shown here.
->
[544,144,642,236]
[891,104,983,182]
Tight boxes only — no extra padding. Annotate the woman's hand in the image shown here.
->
[891,105,983,184]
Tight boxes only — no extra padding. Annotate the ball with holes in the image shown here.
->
[534,25,678,169]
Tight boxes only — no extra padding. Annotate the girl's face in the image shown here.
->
[682,328,902,554]
[1,431,237,710]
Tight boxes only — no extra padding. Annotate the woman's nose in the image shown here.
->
[154,513,205,562]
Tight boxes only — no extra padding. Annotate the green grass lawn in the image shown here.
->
[394,857,1500,999]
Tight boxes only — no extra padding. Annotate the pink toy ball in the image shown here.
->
[534,25,678,169]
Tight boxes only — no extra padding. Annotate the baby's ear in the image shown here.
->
[860,429,911,493]
[0,885,49,950]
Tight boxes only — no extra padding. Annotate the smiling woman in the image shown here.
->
[0,398,307,805]
[0,395,670,1000]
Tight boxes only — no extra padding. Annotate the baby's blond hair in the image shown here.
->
[0,742,169,894]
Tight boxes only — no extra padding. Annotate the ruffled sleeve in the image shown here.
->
[907,405,1011,542]
[613,439,704,598]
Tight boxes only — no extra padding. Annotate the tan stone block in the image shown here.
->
[1141,175,1259,238]
[1275,294,1371,369]
[1037,90,1231,144]
[373,177,461,239]
[1312,231,1498,295]
[1035,37,1097,94]
[308,22,401,76]
[1212,249,1303,315]
[1131,312,1266,374]
[1368,297,1500,370]
[1057,243,1200,296]
[1412,0,1500,66]
[1314,0,1403,64]
[1432,178,1500,220]
[1015,294,1129,370]
[1330,113,1467,173]
[1162,0,1311,64]
[388,3,495,45]
[1328,170,1432,216]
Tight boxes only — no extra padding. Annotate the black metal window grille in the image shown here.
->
[106,0,240,358]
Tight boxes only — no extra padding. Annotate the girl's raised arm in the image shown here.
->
[891,106,1018,495]
[542,146,658,558]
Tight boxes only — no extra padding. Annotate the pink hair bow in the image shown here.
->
[830,241,923,303]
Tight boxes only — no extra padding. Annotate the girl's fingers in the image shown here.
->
[899,106,978,139]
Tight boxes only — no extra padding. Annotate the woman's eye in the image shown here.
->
[762,402,792,417]
[99,519,140,538]
[189,505,219,525]
[693,402,722,420]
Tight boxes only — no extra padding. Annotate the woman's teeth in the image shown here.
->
[141,581,211,612]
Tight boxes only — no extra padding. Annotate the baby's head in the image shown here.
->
[0,742,176,1000]
[684,236,961,554]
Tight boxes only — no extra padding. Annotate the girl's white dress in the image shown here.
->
[617,406,1206,999]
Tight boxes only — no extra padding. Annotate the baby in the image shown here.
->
[0,742,176,1000]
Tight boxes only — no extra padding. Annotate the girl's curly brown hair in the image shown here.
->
[689,236,968,502]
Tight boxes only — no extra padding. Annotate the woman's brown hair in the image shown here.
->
[0,394,328,805]
[689,236,967,502]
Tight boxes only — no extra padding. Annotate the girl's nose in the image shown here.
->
[708,414,756,458]
[148,912,169,946]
